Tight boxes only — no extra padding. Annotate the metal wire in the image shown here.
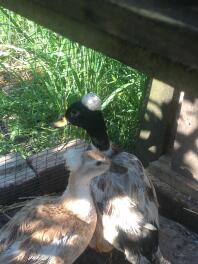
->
[0,137,87,205]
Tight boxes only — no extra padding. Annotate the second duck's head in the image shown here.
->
[64,148,111,179]
[54,93,110,151]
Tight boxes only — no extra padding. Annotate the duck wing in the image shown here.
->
[90,152,159,262]
[0,199,97,264]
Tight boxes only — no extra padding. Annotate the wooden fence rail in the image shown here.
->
[0,0,198,95]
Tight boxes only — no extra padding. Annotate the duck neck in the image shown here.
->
[61,170,95,223]
[89,129,110,152]
[86,113,110,152]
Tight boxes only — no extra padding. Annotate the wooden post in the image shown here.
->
[171,93,198,182]
[135,79,178,166]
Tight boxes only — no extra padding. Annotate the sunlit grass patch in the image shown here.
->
[0,8,148,156]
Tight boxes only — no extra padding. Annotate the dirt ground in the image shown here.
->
[159,216,198,264]
[0,208,197,263]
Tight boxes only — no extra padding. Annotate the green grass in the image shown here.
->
[0,8,149,157]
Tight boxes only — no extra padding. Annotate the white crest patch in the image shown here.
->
[81,93,102,111]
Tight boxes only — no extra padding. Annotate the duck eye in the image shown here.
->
[96,161,102,166]
[71,110,80,117]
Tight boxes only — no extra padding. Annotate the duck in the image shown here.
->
[0,148,110,264]
[54,93,170,264]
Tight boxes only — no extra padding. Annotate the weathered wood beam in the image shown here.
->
[146,168,198,233]
[135,79,177,166]
[171,94,198,182]
[0,0,198,94]
[148,155,198,201]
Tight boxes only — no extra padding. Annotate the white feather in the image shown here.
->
[81,93,102,111]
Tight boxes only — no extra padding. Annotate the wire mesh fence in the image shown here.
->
[0,138,88,205]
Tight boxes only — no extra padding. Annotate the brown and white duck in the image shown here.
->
[0,148,110,264]
[54,93,170,264]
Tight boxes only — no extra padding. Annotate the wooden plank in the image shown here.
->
[33,0,198,69]
[27,139,86,174]
[0,140,86,205]
[0,153,40,205]
[148,155,198,201]
[0,153,36,188]
[158,216,198,264]
[0,0,198,94]
[0,177,41,205]
[146,167,198,233]
[0,163,68,205]
[171,94,198,182]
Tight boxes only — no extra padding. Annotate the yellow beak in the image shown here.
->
[53,116,68,128]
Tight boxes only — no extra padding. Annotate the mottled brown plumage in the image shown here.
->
[0,149,110,264]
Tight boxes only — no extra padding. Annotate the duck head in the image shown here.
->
[54,93,110,152]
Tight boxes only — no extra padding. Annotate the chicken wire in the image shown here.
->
[0,137,88,205]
